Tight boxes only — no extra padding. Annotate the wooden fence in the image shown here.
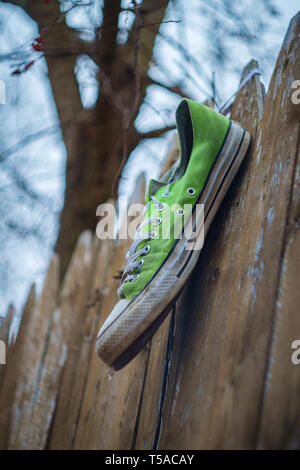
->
[0,12,299,450]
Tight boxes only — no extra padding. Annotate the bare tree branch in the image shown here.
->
[0,125,62,163]
[138,125,176,139]
[146,76,191,99]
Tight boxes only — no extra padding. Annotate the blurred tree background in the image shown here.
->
[0,0,298,320]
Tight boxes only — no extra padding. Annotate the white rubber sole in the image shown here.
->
[96,121,251,370]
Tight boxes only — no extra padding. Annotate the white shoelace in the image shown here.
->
[117,196,163,296]
[118,172,176,297]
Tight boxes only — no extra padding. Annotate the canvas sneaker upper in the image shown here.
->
[120,99,230,301]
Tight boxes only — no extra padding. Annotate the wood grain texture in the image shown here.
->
[18,305,67,450]
[2,256,59,449]
[50,236,114,449]
[158,14,300,450]
[0,286,36,448]
[133,136,180,450]
[157,62,264,449]
[256,13,300,450]
[73,175,149,450]
[134,312,173,449]
[48,231,99,449]
[0,305,14,383]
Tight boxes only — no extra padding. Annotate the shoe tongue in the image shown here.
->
[145,99,193,203]
[145,160,179,202]
[175,99,193,177]
[146,179,163,200]
[145,177,167,203]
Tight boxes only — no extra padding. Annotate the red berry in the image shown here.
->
[32,42,43,51]
[25,61,35,71]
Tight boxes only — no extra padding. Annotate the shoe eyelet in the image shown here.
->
[176,208,185,216]
[138,259,144,269]
[162,191,171,198]
[144,245,150,254]
[187,187,196,196]
[156,203,166,212]
[150,231,158,240]
[152,217,162,226]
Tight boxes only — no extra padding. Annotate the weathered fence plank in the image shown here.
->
[155,59,264,450]
[0,286,36,448]
[20,304,67,450]
[256,12,300,450]
[257,164,300,449]
[73,176,150,450]
[158,14,300,450]
[0,305,14,383]
[134,302,174,450]
[133,138,179,450]
[47,231,97,449]
[9,256,59,449]
[0,305,13,346]
[1,255,59,449]
[48,234,114,449]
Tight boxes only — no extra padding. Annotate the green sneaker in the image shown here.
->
[96,99,250,370]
